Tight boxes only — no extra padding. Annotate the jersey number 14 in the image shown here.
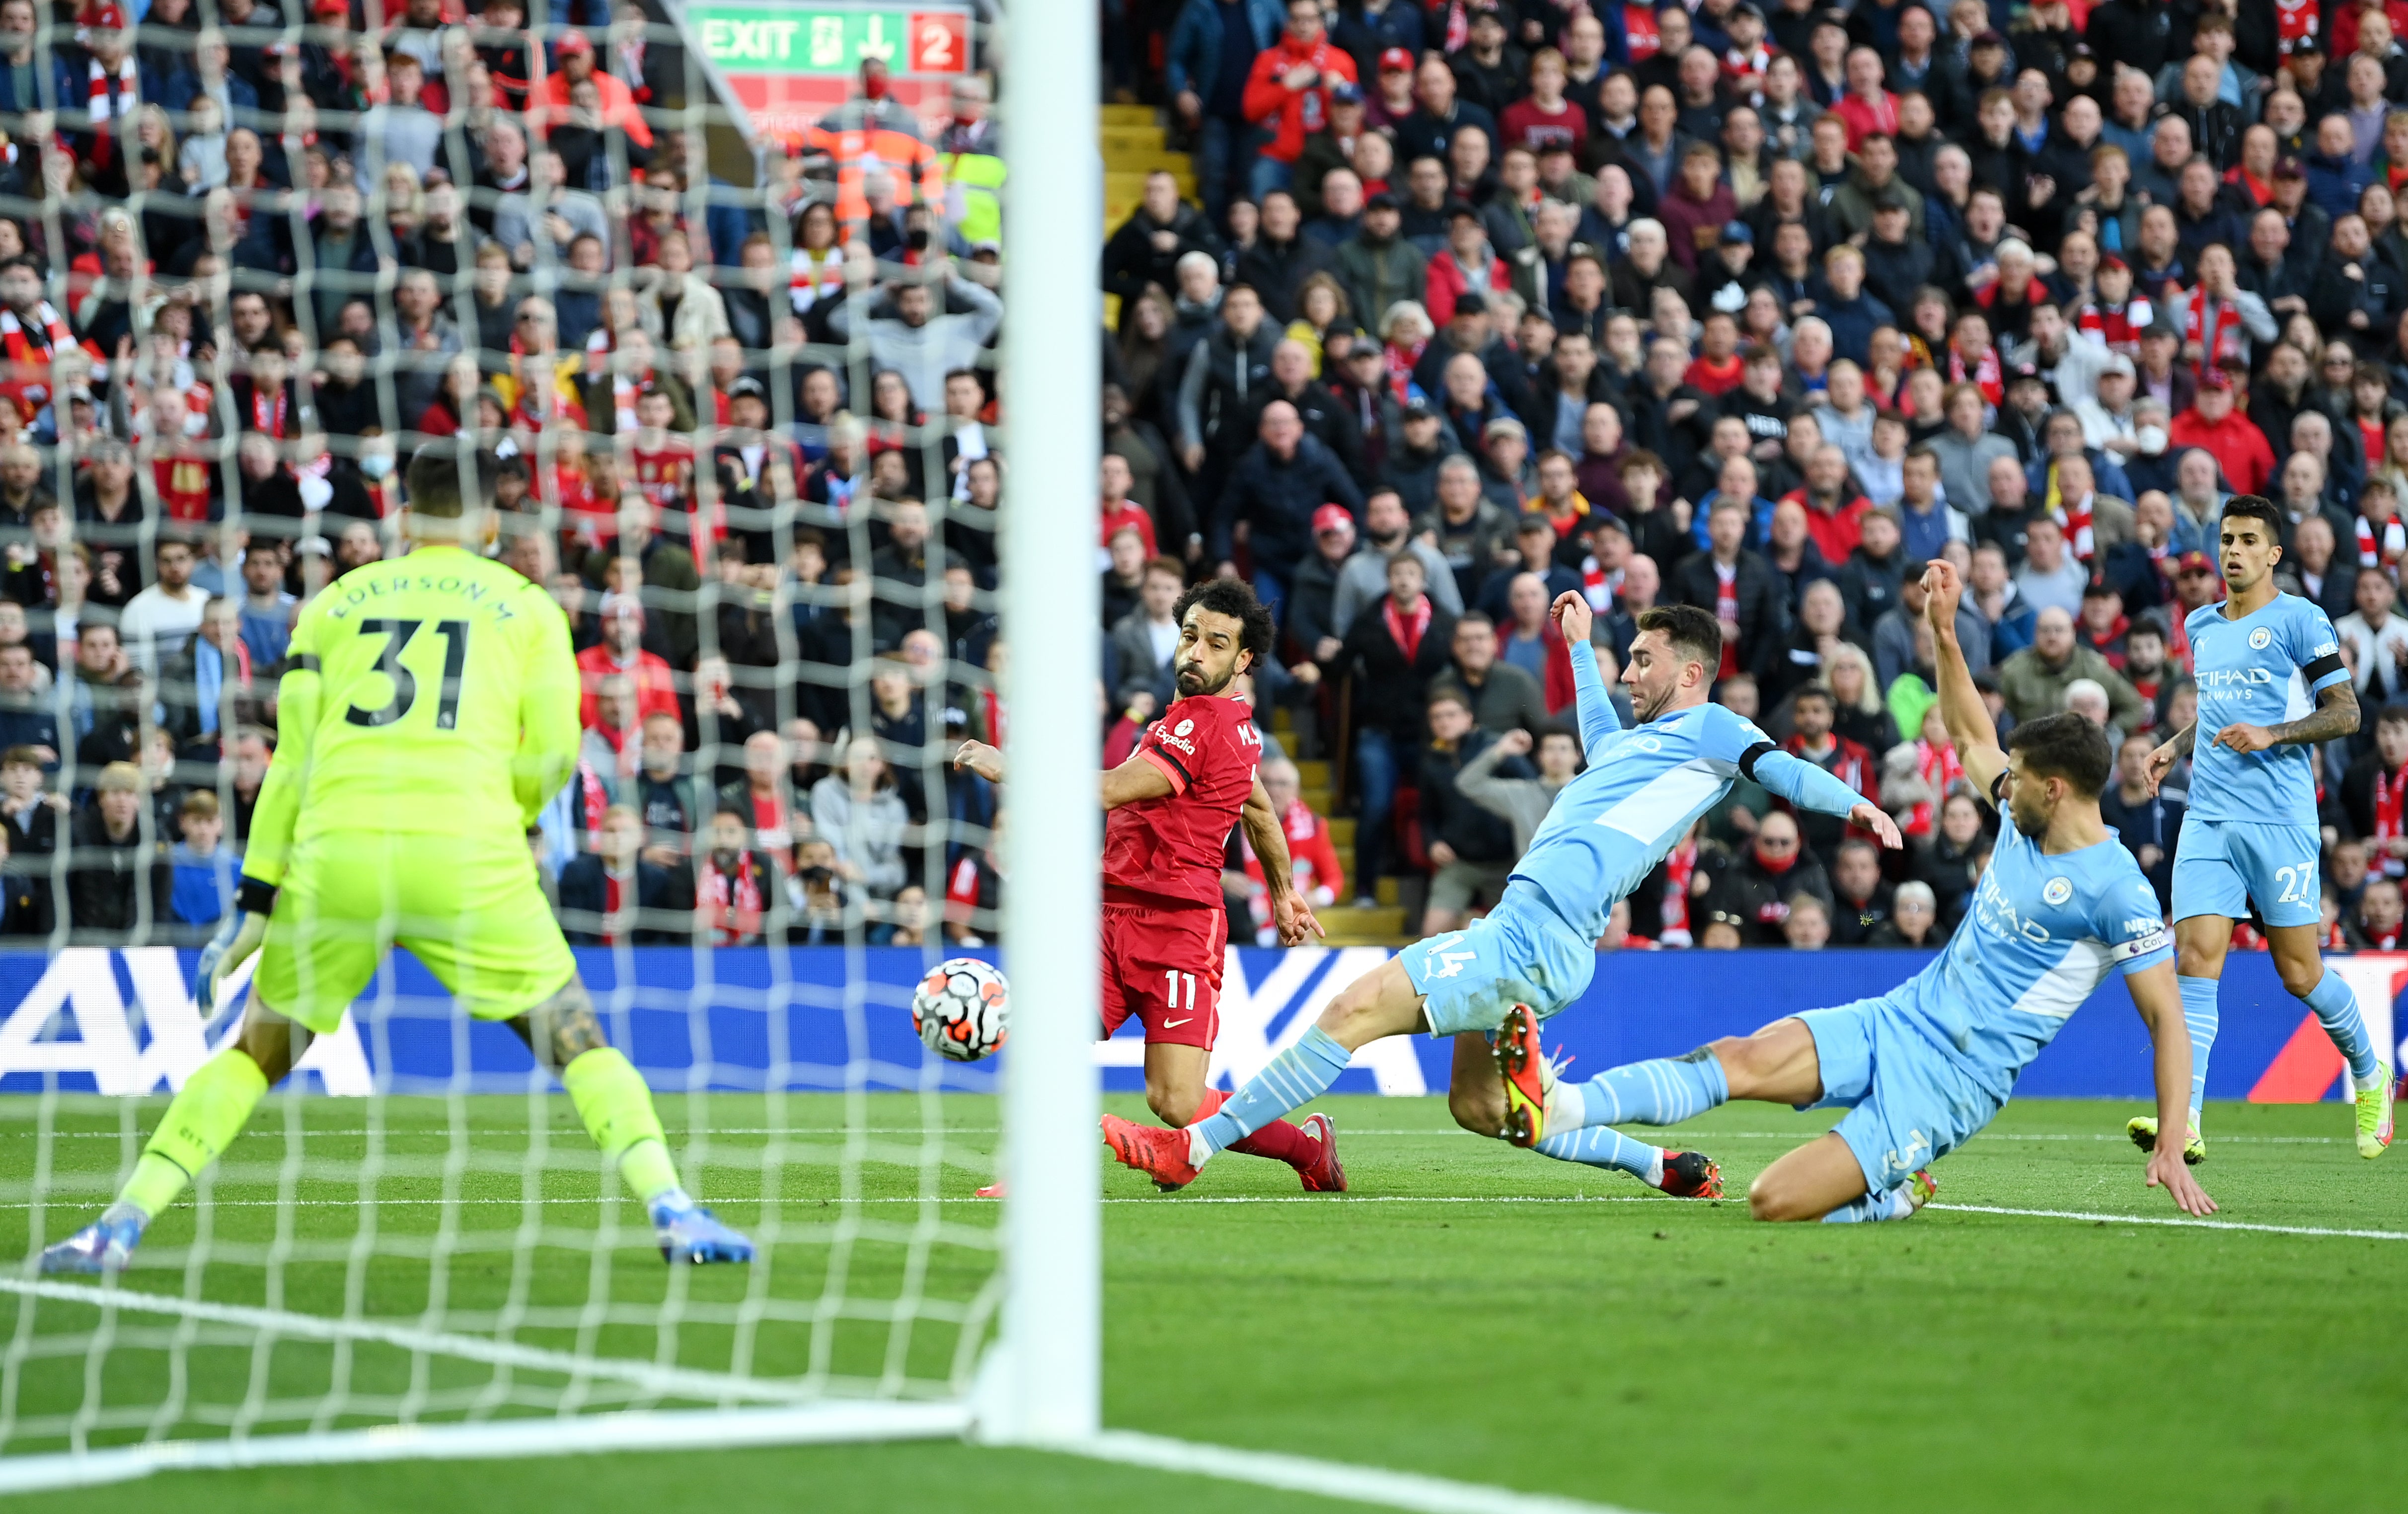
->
[345,618,470,731]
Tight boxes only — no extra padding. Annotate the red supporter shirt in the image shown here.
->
[1103,693,1261,906]
[631,437,694,513]
[1101,501,1157,554]
[156,451,214,522]
[574,644,682,729]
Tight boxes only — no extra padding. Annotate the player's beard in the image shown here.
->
[1175,661,1229,697]
[2008,793,2049,839]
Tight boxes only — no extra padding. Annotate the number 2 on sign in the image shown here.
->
[1162,970,1199,1010]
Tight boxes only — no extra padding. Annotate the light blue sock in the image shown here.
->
[1820,1187,1915,1223]
[2302,970,2383,1087]
[1567,1047,1730,1131]
[2178,974,2219,1124]
[1534,1126,1664,1186]
[1194,1026,1353,1156]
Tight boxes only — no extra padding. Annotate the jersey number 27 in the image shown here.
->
[345,618,470,731]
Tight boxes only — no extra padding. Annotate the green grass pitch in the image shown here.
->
[1,1091,2400,1513]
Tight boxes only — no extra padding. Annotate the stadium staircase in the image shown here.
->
[1271,707,1411,948]
[1099,103,1194,331]
[1099,107,1408,949]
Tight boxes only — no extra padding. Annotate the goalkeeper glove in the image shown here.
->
[196,879,276,1016]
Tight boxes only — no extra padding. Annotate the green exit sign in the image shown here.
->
[690,5,970,76]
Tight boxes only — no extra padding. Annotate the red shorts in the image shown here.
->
[1098,897,1227,1049]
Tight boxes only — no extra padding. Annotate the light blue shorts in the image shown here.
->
[1796,996,2003,1196]
[2171,818,2323,929]
[1397,882,1597,1039]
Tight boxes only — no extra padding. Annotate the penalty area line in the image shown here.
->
[1059,1430,1654,1514]
[0,1278,815,1405]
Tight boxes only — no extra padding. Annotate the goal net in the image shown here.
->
[0,0,1097,1487]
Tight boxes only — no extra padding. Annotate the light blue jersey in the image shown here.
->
[1402,639,1869,1036]
[1511,641,1865,942]
[1800,815,2173,1189]
[2183,594,2348,829]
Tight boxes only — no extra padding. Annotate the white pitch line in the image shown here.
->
[1926,1203,2408,1241]
[1068,1430,1653,1514]
[0,1127,2358,1146]
[0,1279,814,1404]
[7,1193,2405,1241]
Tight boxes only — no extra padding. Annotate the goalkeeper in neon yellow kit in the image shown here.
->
[42,448,752,1272]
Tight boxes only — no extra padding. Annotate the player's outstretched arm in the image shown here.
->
[1549,591,1620,750]
[2213,681,2358,755]
[2126,960,2218,1217]
[952,739,1180,811]
[1243,776,1326,945]
[1920,559,2009,803]
[1748,746,1904,849]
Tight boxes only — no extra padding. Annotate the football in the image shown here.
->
[912,958,1010,1062]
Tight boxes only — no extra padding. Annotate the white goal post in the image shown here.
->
[980,0,1107,1451]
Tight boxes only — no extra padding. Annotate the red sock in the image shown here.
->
[1192,1088,1317,1168]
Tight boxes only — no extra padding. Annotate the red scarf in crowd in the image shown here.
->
[1714,561,1740,679]
[1660,836,1695,945]
[1909,738,1964,837]
[601,865,634,945]
[2358,512,2408,569]
[1579,551,1618,609]
[250,383,287,438]
[699,851,768,944]
[1948,341,2002,405]
[2375,763,2408,879]
[980,687,1007,748]
[1437,0,1468,51]
[0,302,74,421]
[2182,288,2247,373]
[85,56,139,169]
[2056,490,2096,561]
[1384,595,1433,661]
[575,757,608,837]
[2075,297,2150,355]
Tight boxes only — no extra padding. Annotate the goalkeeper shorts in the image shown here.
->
[252,831,577,1036]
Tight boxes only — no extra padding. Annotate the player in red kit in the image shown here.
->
[953,579,1345,1192]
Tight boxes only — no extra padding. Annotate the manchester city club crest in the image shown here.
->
[2043,877,2073,906]
[2249,628,2271,650]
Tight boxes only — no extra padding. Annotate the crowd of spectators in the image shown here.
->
[0,0,1009,945]
[1103,0,2408,954]
[29,0,2408,959]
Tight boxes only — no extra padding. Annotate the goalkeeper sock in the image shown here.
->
[1569,1048,1730,1130]
[562,1048,682,1202]
[1192,1088,1316,1168]
[1820,1187,1916,1224]
[2301,970,2385,1088]
[121,1048,272,1218]
[2178,974,2218,1124]
[1192,1026,1352,1162]
[1534,1126,1663,1187]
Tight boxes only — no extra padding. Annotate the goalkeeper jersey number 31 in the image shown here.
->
[243,544,583,888]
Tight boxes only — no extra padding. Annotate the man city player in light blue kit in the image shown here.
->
[1101,593,1903,1194]
[2135,493,2394,1164]
[1497,561,2218,1223]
